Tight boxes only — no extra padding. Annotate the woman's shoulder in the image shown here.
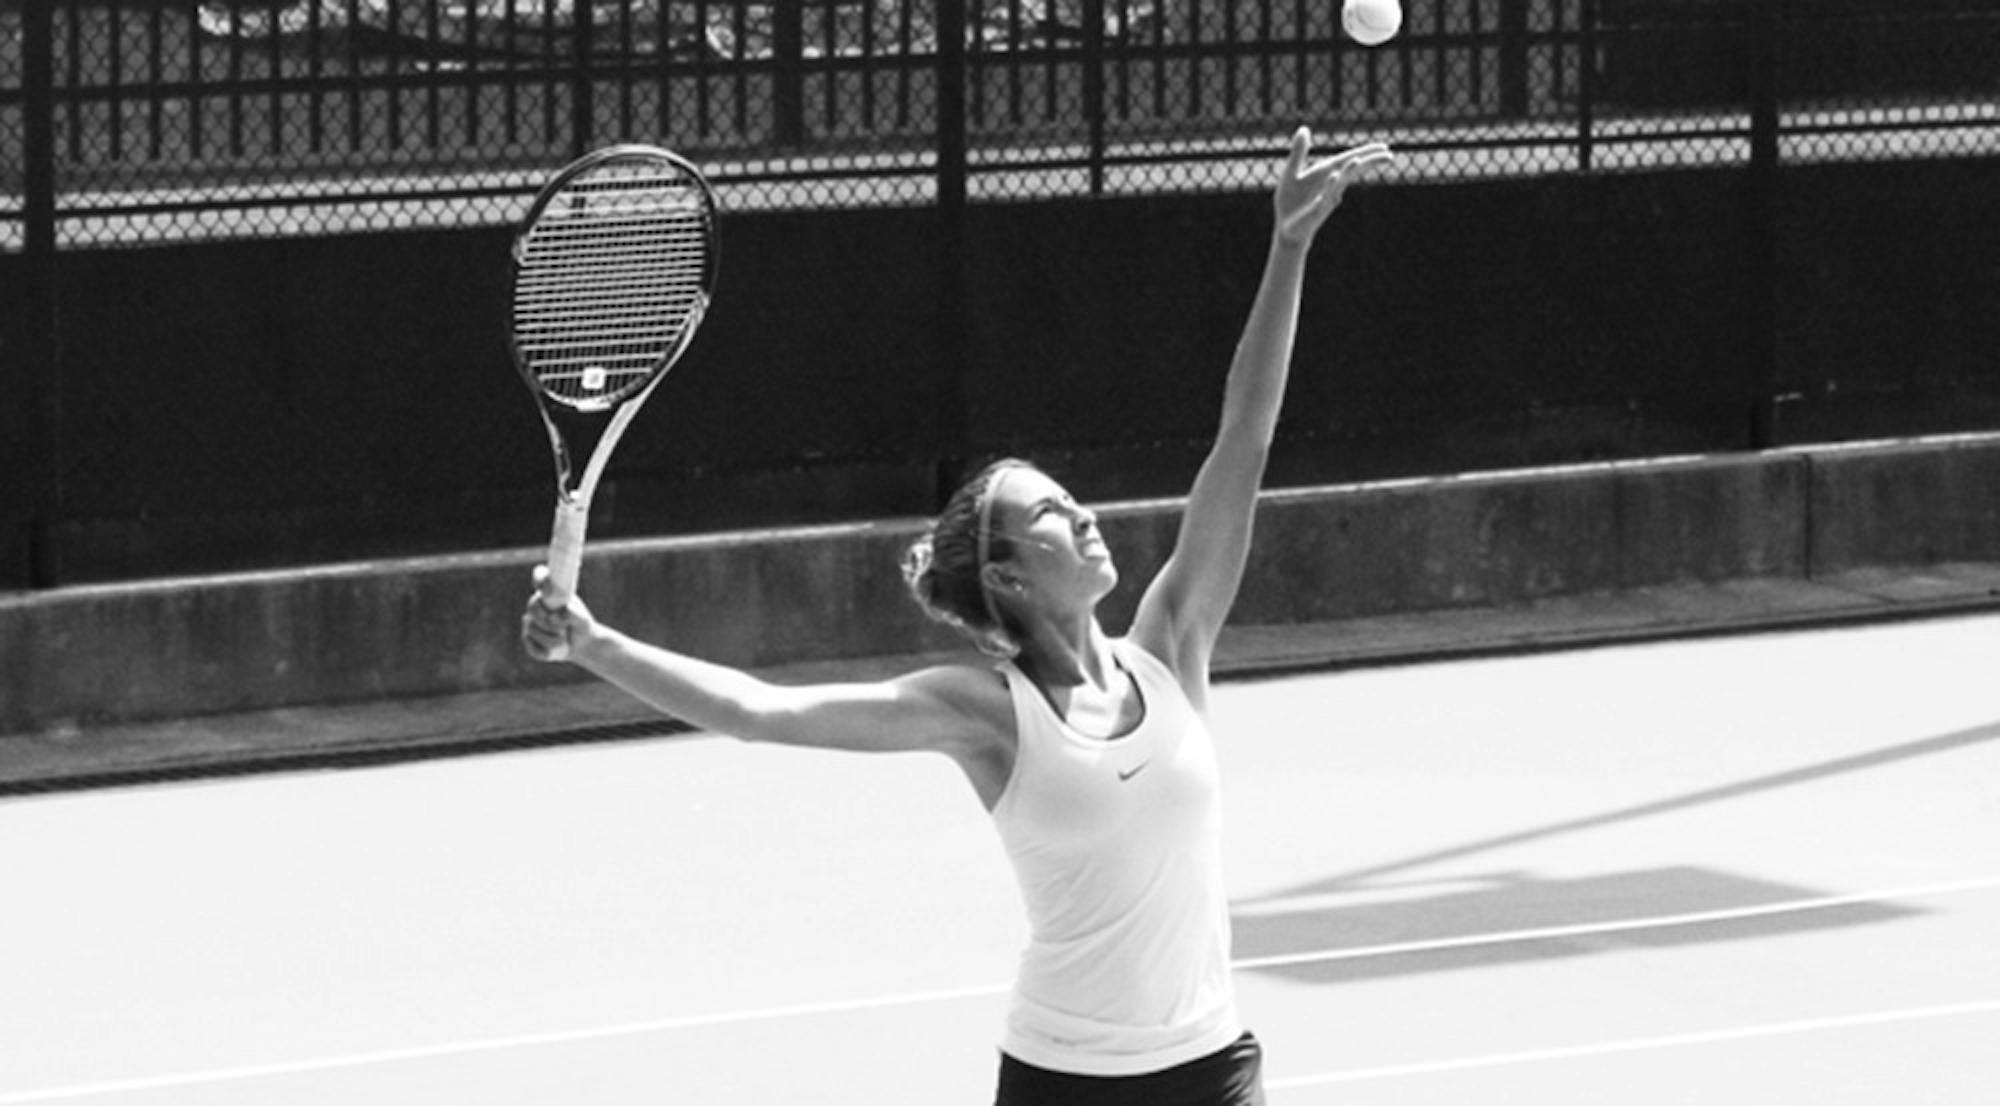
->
[897,660,1019,808]
[1113,631,1186,684]
[1114,632,1212,714]
[896,659,1016,730]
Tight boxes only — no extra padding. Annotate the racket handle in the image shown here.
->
[543,500,589,660]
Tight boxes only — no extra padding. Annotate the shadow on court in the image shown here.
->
[1285,718,2000,891]
[1228,720,2000,985]
[1231,866,1921,986]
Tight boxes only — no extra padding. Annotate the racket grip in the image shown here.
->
[543,500,589,660]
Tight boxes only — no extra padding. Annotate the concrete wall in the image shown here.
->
[6,434,1997,736]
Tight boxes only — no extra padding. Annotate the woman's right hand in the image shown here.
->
[521,565,601,663]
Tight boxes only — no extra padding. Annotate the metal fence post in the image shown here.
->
[934,0,971,499]
[15,0,61,587]
[1083,0,1106,196]
[1747,0,1784,449]
[1577,0,1597,172]
[773,1,805,146]
[937,1,968,232]
[1499,0,1529,117]
[570,0,596,157]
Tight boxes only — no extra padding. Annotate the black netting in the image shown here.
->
[3,0,1995,249]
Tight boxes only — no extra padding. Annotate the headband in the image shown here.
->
[975,463,1016,640]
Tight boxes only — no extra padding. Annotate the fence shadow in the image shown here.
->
[1229,719,2000,984]
[1232,865,1919,986]
[1297,719,2000,891]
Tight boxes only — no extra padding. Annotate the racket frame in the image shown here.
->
[509,144,719,626]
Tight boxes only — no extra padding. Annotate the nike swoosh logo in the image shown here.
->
[1117,763,1150,782]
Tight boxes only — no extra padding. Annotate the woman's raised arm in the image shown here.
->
[1130,129,1392,696]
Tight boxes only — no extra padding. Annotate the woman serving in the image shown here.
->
[523,129,1393,1105]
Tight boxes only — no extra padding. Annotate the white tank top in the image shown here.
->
[990,639,1241,1076]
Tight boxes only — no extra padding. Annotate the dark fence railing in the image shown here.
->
[2,1,1996,246]
[1,1,1997,591]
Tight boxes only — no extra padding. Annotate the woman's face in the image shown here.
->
[984,467,1119,615]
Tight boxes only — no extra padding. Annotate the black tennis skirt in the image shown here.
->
[993,1031,1265,1106]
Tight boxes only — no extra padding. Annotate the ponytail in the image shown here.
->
[901,459,1035,657]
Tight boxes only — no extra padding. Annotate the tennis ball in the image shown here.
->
[1342,0,1401,47]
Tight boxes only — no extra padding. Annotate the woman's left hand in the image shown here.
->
[1274,127,1395,246]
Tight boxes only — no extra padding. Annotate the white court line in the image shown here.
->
[4,874,1996,1104]
[0,981,1013,1104]
[1265,998,2000,1090]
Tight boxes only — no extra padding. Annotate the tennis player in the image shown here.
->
[523,128,1392,1105]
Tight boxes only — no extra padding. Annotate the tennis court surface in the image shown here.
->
[3,611,1996,1104]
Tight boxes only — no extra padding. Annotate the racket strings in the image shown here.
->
[513,165,713,406]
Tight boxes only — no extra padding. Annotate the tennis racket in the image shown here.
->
[511,144,719,656]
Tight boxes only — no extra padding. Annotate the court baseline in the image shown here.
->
[6,873,1995,1105]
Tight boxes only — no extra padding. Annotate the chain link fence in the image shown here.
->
[3,0,1996,247]
[2,0,1997,589]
